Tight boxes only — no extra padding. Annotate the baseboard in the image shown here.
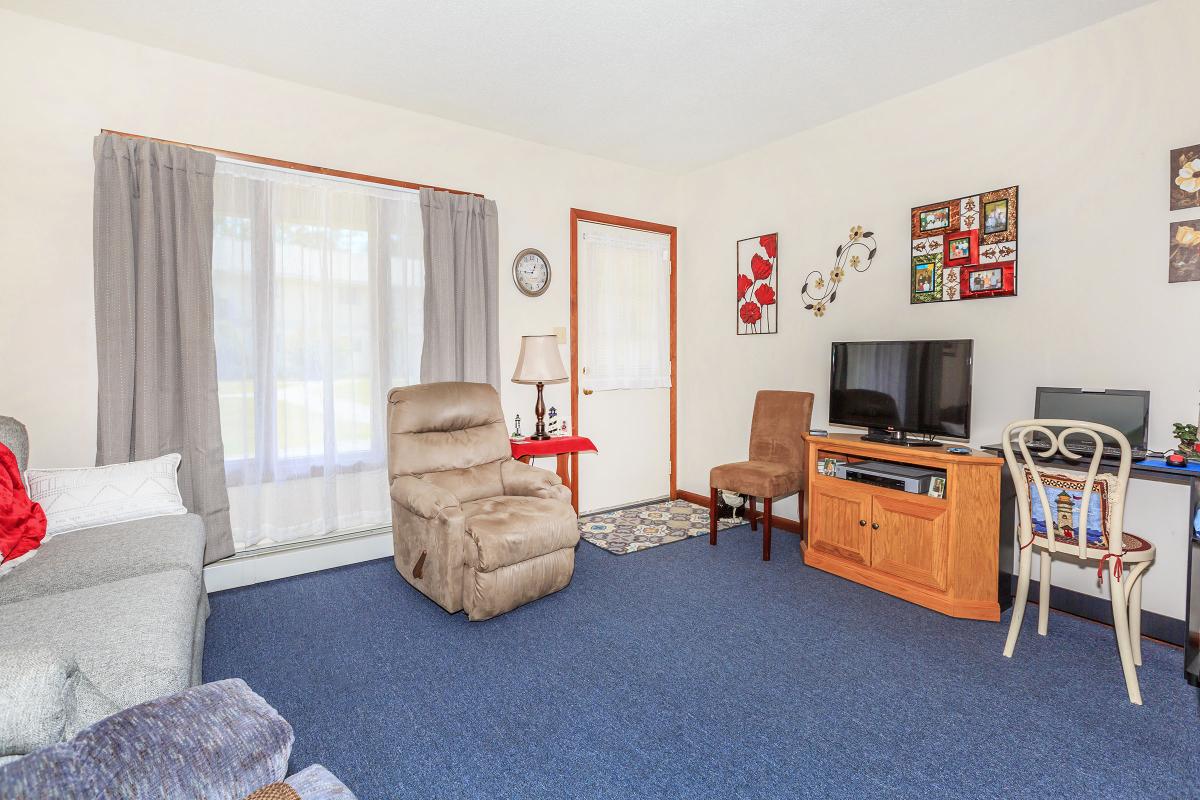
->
[1024,578,1185,648]
[680,488,1182,645]
[747,509,803,535]
[675,489,709,507]
[676,488,804,534]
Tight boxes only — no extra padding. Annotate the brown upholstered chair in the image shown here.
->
[708,390,814,561]
[387,381,579,621]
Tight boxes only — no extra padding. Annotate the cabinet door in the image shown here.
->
[808,482,872,565]
[869,494,949,591]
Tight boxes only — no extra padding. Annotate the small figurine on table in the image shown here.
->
[512,414,523,439]
[546,406,558,436]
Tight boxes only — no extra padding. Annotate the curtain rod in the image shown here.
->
[100,129,482,198]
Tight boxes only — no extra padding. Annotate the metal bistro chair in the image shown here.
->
[1001,419,1156,704]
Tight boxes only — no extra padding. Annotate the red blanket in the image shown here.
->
[0,442,46,564]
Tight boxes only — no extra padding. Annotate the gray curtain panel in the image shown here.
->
[93,132,234,563]
[419,188,500,388]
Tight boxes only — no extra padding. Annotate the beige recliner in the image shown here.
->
[387,381,579,621]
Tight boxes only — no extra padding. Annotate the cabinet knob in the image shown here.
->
[858,519,867,527]
[871,522,880,530]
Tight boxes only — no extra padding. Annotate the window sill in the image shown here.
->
[205,526,393,592]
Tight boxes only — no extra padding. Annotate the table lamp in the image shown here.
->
[512,334,568,440]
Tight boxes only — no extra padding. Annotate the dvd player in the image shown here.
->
[834,460,943,494]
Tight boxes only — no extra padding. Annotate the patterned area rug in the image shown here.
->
[579,499,740,555]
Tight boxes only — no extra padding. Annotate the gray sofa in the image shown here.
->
[0,416,208,741]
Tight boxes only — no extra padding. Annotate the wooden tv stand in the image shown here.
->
[801,433,1002,621]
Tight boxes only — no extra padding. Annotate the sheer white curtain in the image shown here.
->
[580,226,671,391]
[212,161,423,551]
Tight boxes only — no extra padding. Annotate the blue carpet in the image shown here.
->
[204,526,1200,799]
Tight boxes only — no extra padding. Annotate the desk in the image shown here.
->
[510,436,597,514]
[983,444,1200,687]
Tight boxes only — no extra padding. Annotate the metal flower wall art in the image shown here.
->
[800,226,878,318]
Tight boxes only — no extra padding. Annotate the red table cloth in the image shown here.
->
[510,435,597,459]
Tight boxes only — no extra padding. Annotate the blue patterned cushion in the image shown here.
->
[1024,467,1120,548]
[0,679,292,799]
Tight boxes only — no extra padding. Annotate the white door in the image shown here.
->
[576,220,672,513]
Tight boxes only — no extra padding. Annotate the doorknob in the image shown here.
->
[582,389,593,396]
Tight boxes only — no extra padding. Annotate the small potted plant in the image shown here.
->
[1172,422,1200,463]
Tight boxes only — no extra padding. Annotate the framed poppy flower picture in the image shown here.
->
[737,233,778,334]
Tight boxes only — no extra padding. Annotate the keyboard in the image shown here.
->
[1030,439,1147,461]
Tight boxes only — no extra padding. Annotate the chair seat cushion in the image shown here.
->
[1032,528,1152,555]
[462,496,578,571]
[710,461,801,499]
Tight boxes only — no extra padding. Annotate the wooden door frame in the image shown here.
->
[570,208,678,508]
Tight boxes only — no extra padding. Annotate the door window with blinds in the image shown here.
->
[211,160,423,551]
[579,226,672,390]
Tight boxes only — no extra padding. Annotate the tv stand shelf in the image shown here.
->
[801,433,1003,621]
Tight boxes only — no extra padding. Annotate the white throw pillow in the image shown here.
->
[26,454,187,537]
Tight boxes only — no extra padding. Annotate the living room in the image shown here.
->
[1,1,1198,798]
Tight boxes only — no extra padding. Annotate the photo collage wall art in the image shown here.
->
[910,185,1018,304]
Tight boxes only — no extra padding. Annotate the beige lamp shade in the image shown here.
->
[512,335,568,384]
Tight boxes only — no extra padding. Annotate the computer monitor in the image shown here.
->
[1032,387,1150,449]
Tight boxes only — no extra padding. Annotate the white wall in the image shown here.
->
[675,0,1200,619]
[2,3,1196,617]
[0,9,675,472]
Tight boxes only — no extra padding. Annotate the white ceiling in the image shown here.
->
[3,0,1155,172]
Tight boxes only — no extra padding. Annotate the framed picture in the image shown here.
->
[969,267,1003,292]
[918,206,951,232]
[911,186,1017,304]
[979,186,1017,246]
[1171,143,1200,211]
[911,253,943,304]
[928,476,947,499]
[943,229,978,267]
[818,457,843,477]
[913,265,936,294]
[982,199,1009,234]
[736,233,778,334]
[1170,220,1200,283]
[961,262,1015,298]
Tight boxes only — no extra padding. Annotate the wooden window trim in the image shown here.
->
[100,129,480,197]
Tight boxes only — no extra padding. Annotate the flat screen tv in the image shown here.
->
[829,339,973,446]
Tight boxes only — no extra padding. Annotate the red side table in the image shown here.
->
[510,435,597,513]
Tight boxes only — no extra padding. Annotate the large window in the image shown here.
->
[212,161,423,551]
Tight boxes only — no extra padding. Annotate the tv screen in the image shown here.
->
[829,340,973,440]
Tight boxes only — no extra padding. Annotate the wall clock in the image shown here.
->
[512,248,551,297]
